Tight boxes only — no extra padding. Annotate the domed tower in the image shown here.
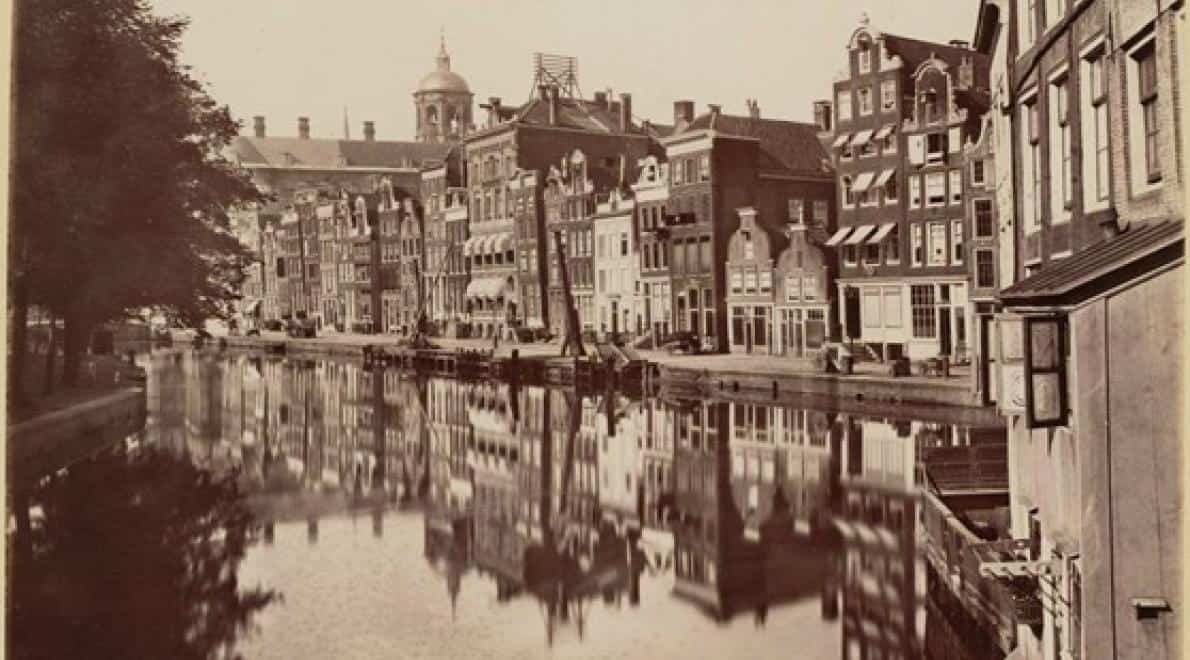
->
[414,34,473,143]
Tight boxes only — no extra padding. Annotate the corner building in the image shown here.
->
[820,18,989,361]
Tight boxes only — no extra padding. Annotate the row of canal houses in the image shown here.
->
[225,4,1184,658]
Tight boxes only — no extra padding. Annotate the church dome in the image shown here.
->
[416,36,470,95]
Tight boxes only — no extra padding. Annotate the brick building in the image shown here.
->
[980,1,1185,659]
[819,18,989,362]
[662,100,835,353]
[461,72,657,338]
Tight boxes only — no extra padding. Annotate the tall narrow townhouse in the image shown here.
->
[631,155,674,342]
[819,17,990,362]
[419,148,465,330]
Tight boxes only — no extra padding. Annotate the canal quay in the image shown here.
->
[9,0,1183,659]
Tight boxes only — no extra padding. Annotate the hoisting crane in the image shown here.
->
[407,240,458,350]
[553,230,586,358]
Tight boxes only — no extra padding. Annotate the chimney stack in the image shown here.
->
[594,90,608,108]
[708,104,722,119]
[363,121,375,142]
[673,100,695,128]
[619,93,632,133]
[253,116,266,138]
[547,86,559,126]
[813,100,833,131]
[298,117,310,139]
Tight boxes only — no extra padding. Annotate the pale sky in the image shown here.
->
[151,0,978,142]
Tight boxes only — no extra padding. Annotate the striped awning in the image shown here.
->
[844,225,875,245]
[465,276,510,299]
[852,171,876,192]
[867,223,897,244]
[874,124,896,141]
[850,129,874,147]
[823,227,852,247]
[490,232,513,254]
[831,134,852,148]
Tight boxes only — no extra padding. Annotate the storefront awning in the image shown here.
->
[490,232,513,254]
[831,134,852,148]
[873,123,896,141]
[867,223,896,244]
[844,225,875,245]
[465,276,510,300]
[874,169,896,188]
[823,227,853,247]
[851,171,876,192]
[849,129,874,147]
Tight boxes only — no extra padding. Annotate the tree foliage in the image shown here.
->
[13,0,262,329]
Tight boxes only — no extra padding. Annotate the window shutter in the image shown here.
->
[908,135,926,165]
[948,127,962,153]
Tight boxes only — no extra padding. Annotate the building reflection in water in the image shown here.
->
[141,350,1004,656]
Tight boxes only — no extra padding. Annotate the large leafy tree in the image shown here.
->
[11,0,260,393]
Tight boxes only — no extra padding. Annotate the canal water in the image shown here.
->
[10,349,1008,660]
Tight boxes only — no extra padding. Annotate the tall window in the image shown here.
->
[886,226,901,265]
[910,285,937,338]
[837,90,852,123]
[1083,49,1110,205]
[699,154,711,181]
[970,158,986,186]
[881,80,897,111]
[950,219,964,265]
[976,249,995,288]
[858,45,872,73]
[1023,98,1042,232]
[858,87,873,115]
[813,200,828,223]
[1051,76,1072,220]
[949,169,963,205]
[909,175,922,208]
[699,236,712,270]
[884,174,898,204]
[1137,44,1160,182]
[842,176,855,208]
[788,199,804,224]
[928,222,947,266]
[926,132,947,163]
[742,231,754,260]
[974,199,994,237]
[911,224,923,267]
[926,172,946,206]
[1025,0,1038,46]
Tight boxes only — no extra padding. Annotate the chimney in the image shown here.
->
[363,121,375,142]
[673,100,695,128]
[813,100,833,131]
[708,104,721,118]
[298,117,310,139]
[547,86,559,126]
[253,115,266,138]
[746,98,760,119]
[486,96,503,127]
[619,93,632,133]
[594,90,608,108]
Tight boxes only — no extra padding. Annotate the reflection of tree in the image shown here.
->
[10,446,278,660]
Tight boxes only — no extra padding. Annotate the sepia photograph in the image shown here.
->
[5,0,1185,658]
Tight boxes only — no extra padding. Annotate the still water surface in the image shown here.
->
[15,350,1007,659]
